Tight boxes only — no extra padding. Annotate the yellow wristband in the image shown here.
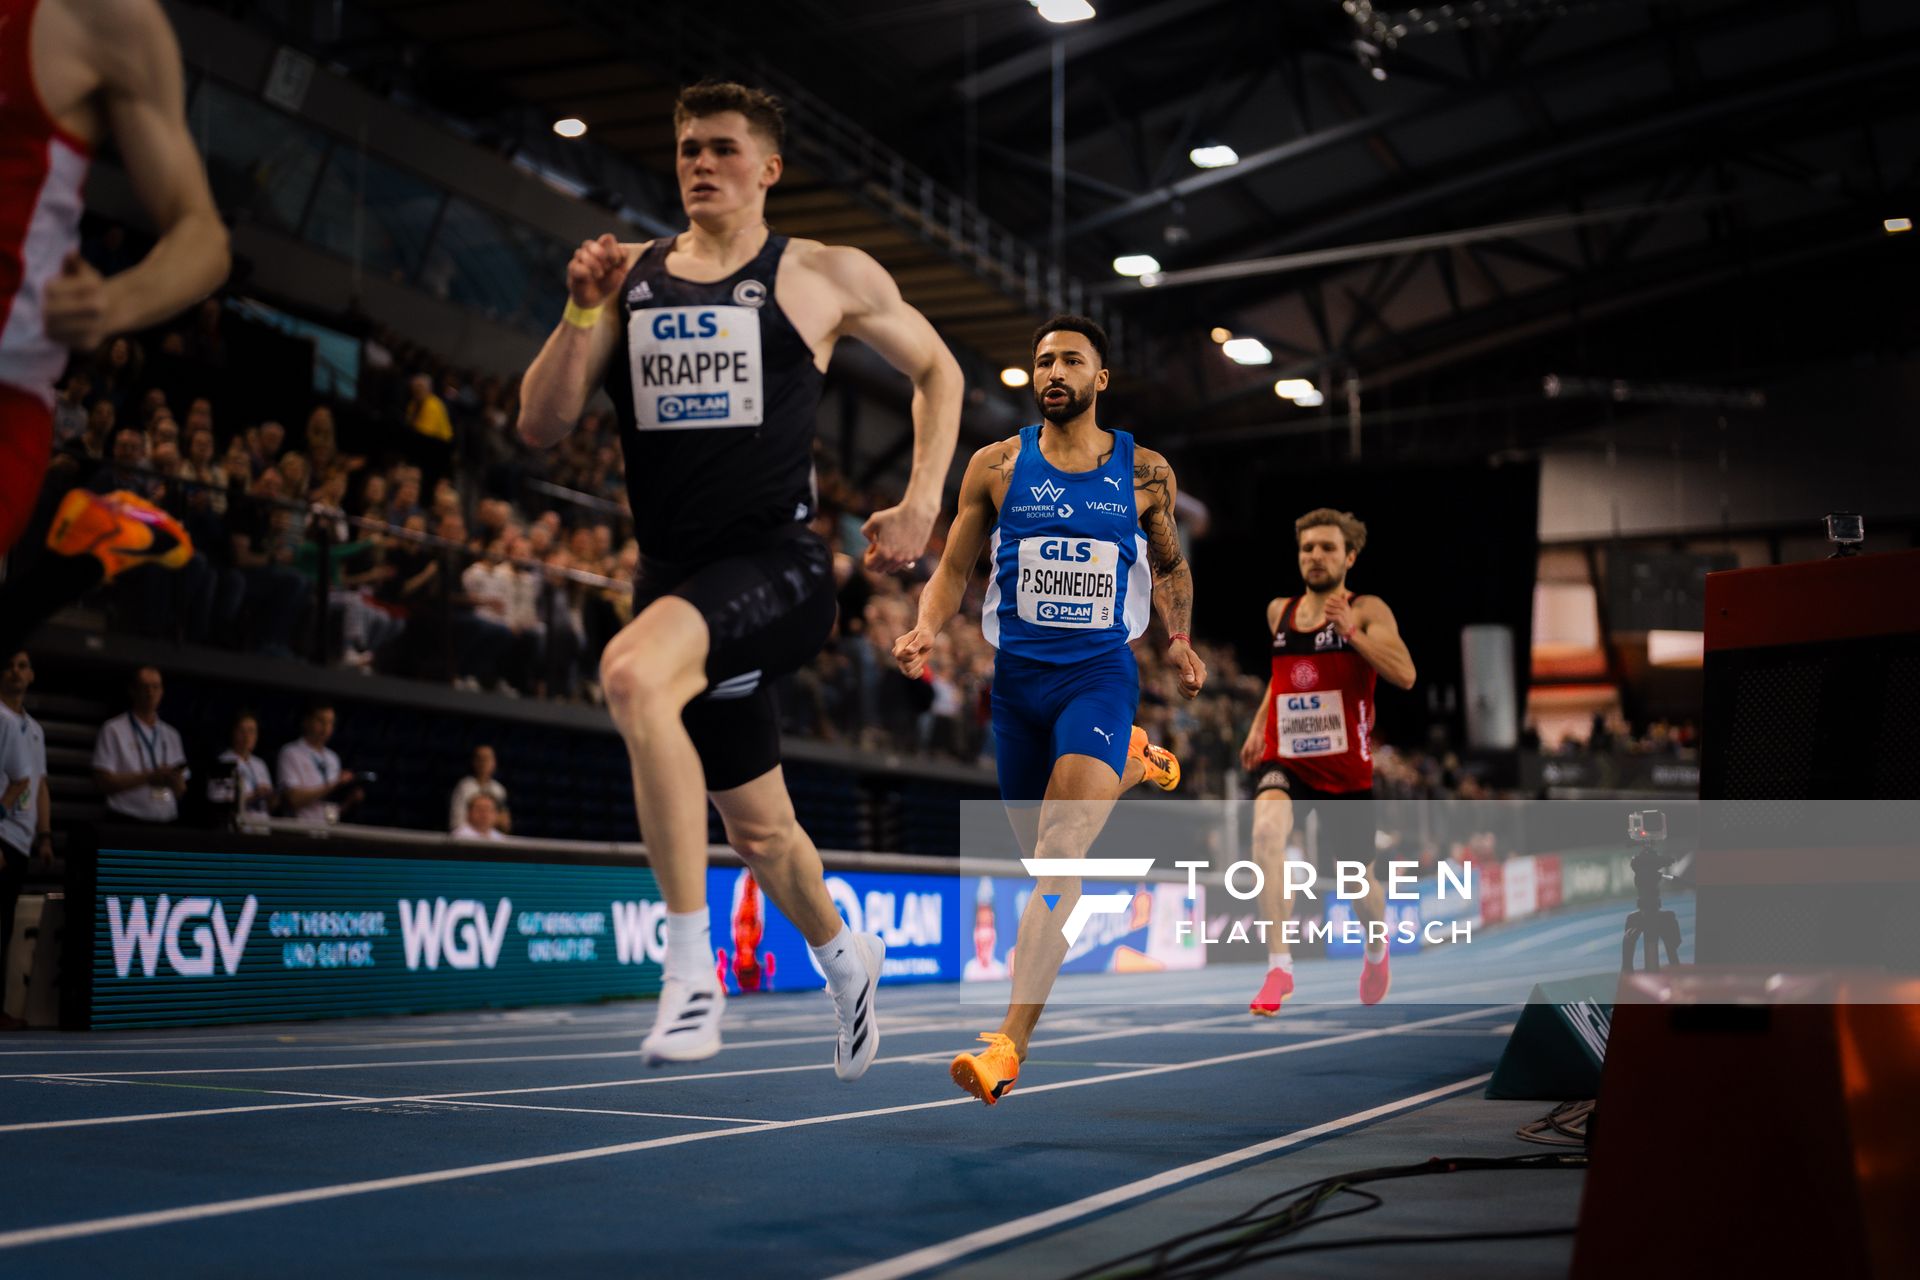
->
[562,300,604,329]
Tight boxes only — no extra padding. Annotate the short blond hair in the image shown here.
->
[1294,508,1367,556]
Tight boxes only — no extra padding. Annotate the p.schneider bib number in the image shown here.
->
[1016,537,1119,629]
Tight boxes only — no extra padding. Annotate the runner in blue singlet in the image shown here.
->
[892,314,1206,1104]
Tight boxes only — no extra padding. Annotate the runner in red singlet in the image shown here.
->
[1239,508,1416,1016]
[0,0,228,653]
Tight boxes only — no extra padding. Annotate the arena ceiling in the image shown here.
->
[277,0,1917,462]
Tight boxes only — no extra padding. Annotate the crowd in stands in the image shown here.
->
[1525,712,1700,756]
[24,219,1524,803]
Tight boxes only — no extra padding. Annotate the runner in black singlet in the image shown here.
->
[518,81,962,1077]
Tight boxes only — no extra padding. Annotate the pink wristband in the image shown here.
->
[1169,632,1190,647]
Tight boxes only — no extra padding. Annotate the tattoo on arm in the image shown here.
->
[987,445,1016,488]
[1142,497,1192,636]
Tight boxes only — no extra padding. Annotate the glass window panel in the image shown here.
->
[190,80,327,234]
[303,147,443,282]
[420,199,572,330]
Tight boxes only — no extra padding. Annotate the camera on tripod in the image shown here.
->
[1623,809,1683,972]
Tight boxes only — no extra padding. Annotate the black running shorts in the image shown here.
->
[631,524,838,791]
[1249,763,1379,870]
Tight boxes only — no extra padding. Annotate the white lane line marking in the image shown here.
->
[0,1085,769,1133]
[0,1013,1243,1081]
[827,1072,1495,1280]
[418,1100,769,1124]
[0,1007,1510,1247]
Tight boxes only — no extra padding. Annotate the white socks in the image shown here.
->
[666,908,715,983]
[1364,940,1388,963]
[810,923,865,994]
[1267,953,1294,974]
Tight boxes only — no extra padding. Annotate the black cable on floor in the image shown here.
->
[1516,1099,1594,1147]
[1065,1152,1588,1280]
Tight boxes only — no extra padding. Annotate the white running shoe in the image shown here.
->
[641,975,726,1065]
[830,933,886,1082]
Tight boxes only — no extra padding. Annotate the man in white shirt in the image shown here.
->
[92,667,188,824]
[277,703,359,825]
[215,710,273,819]
[2,651,53,1007]
[451,791,507,841]
[448,744,511,833]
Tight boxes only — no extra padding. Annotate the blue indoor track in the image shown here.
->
[0,896,1689,1278]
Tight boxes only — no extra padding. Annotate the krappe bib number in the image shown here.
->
[628,305,764,430]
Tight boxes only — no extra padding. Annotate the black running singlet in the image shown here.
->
[604,233,823,564]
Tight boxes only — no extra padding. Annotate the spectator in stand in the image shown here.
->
[51,372,91,447]
[357,472,389,524]
[215,709,273,819]
[231,468,307,658]
[277,703,360,824]
[384,467,423,528]
[277,451,311,502]
[246,421,286,479]
[1,651,52,1011]
[458,535,517,692]
[449,744,511,834]
[147,439,180,504]
[92,667,188,825]
[429,478,461,526]
[303,406,362,482]
[452,791,506,841]
[177,424,228,516]
[539,548,587,699]
[103,426,156,497]
[406,373,454,477]
[70,399,115,467]
[89,335,143,420]
[182,397,213,442]
[220,431,251,486]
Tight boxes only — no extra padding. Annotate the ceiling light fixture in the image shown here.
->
[1000,367,1031,388]
[1032,0,1096,24]
[552,117,588,139]
[1221,338,1272,366]
[1112,254,1161,277]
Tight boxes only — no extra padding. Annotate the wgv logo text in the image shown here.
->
[398,898,513,971]
[107,895,258,978]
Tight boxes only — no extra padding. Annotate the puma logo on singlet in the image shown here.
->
[1092,726,1113,746]
[1103,475,1122,490]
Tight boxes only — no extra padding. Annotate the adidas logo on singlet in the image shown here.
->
[627,281,654,304]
